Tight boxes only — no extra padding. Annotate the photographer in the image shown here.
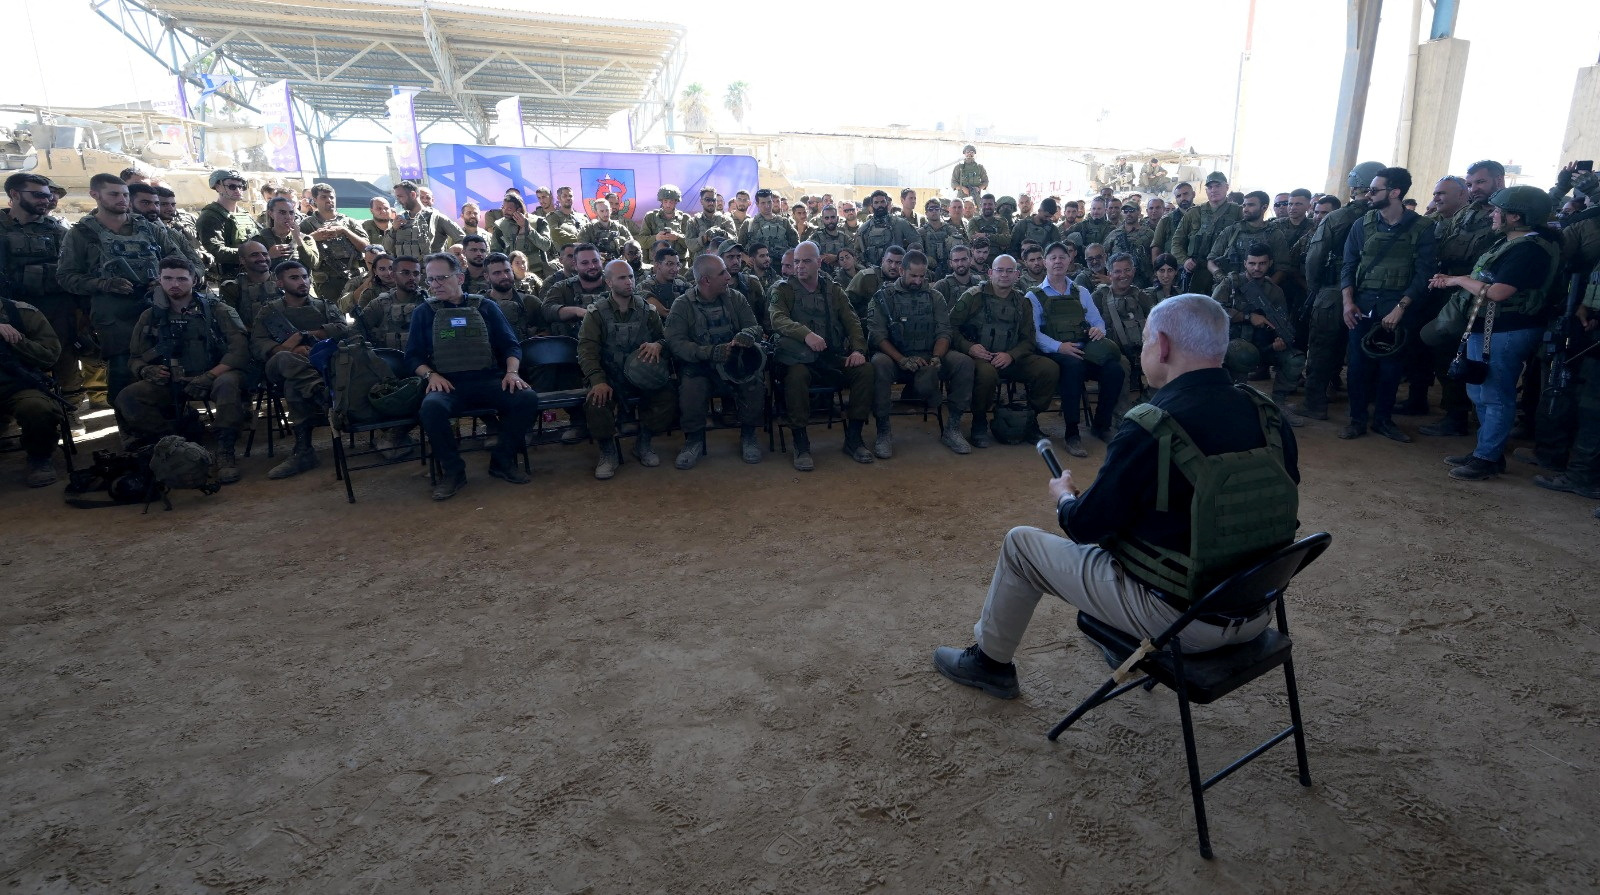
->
[934,294,1300,699]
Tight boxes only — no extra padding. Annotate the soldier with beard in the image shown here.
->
[1208,191,1291,286]
[1152,182,1194,258]
[358,256,426,351]
[258,197,319,274]
[845,244,904,322]
[858,190,919,268]
[128,183,207,275]
[935,243,984,308]
[299,183,368,303]
[1066,196,1114,249]
[155,186,209,272]
[481,252,543,340]
[641,246,689,316]
[1,173,85,412]
[460,234,492,294]
[539,243,609,444]
[716,242,770,332]
[579,259,675,479]
[812,205,860,279]
[252,260,346,478]
[219,241,279,331]
[683,188,733,259]
[867,249,975,456]
[1010,198,1061,263]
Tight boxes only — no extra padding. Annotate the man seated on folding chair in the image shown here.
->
[866,249,976,457]
[578,260,676,480]
[0,292,65,487]
[407,252,539,501]
[251,259,346,480]
[934,294,1301,699]
[665,252,767,469]
[769,241,876,471]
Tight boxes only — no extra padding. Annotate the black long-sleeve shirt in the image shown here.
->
[1059,368,1299,583]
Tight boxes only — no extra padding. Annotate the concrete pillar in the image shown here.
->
[1402,37,1470,194]
[1325,0,1383,197]
[1560,65,1600,168]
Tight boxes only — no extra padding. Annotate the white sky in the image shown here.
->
[5,0,1596,193]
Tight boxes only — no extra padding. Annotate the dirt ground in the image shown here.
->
[2,403,1597,894]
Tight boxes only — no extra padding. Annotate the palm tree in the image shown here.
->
[679,83,710,133]
[724,81,750,130]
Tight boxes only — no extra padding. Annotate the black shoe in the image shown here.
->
[932,644,1019,699]
[1419,415,1470,437]
[1371,419,1412,443]
[1089,426,1112,443]
[431,468,467,500]
[1395,399,1431,416]
[1534,474,1600,500]
[1338,423,1367,440]
[1063,435,1088,458]
[1512,447,1563,473]
[1443,453,1474,467]
[489,459,531,484]
[1449,456,1500,480]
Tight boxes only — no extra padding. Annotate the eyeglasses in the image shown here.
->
[1273,201,1289,206]
[425,274,458,283]
[19,190,53,201]
[222,183,246,191]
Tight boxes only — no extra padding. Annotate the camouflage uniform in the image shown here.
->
[576,294,675,440]
[948,283,1059,424]
[219,274,280,332]
[1065,217,1114,250]
[491,215,554,278]
[540,276,610,339]
[1151,205,1186,256]
[195,201,261,282]
[1104,224,1156,285]
[810,225,860,277]
[0,209,86,398]
[684,211,735,256]
[1297,198,1369,416]
[856,213,918,267]
[966,213,1011,254]
[577,219,632,260]
[0,297,63,464]
[934,272,985,309]
[258,227,321,275]
[1212,275,1304,401]
[951,160,989,199]
[917,220,965,279]
[640,207,692,259]
[738,213,800,259]
[249,295,346,424]
[1171,200,1241,296]
[299,211,366,304]
[118,293,251,441]
[1207,218,1291,277]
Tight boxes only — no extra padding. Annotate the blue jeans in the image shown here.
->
[1465,327,1541,463]
[1345,317,1405,426]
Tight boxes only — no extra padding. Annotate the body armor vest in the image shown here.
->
[1032,286,1089,344]
[368,291,424,351]
[428,297,495,374]
[387,216,430,258]
[689,295,738,348]
[149,297,226,375]
[1105,385,1299,602]
[2,219,64,298]
[955,160,984,188]
[970,215,1006,239]
[746,216,792,254]
[1304,202,1367,289]
[860,216,897,264]
[312,215,357,267]
[595,301,655,380]
[968,289,1024,350]
[1468,232,1562,319]
[774,281,844,364]
[588,221,628,257]
[222,276,279,330]
[1097,286,1149,349]
[919,223,958,272]
[1354,211,1426,293]
[492,292,533,338]
[876,285,939,355]
[86,215,164,288]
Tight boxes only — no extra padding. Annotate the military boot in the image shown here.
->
[1288,399,1329,421]
[791,428,814,472]
[675,434,706,470]
[25,457,56,488]
[941,411,973,454]
[969,414,993,449]
[215,429,242,484]
[268,421,320,479]
[594,438,621,480]
[1273,395,1306,428]
[632,429,660,467]
[842,419,873,464]
[874,417,893,459]
[740,426,761,464]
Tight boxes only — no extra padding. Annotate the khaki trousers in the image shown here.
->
[974,526,1271,662]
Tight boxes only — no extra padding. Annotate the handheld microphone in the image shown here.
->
[1036,438,1063,478]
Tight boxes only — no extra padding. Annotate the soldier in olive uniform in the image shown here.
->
[949,255,1060,447]
[684,188,734,258]
[459,234,492,294]
[1172,172,1241,298]
[1065,197,1114,249]
[129,183,207,276]
[544,187,587,250]
[119,257,251,482]
[738,188,800,261]
[1152,181,1194,259]
[641,185,692,261]
[357,256,426,351]
[769,242,876,470]
[967,194,1012,255]
[1009,198,1061,263]
[195,169,260,284]
[1104,201,1156,286]
[665,253,767,469]
[250,260,347,479]
[56,173,185,414]
[480,252,542,341]
[339,246,393,314]
[491,192,553,279]
[2,173,85,408]
[361,198,393,245]
[811,205,859,279]
[219,241,279,332]
[539,243,609,444]
[1208,191,1292,288]
[1094,253,1155,365]
[381,181,446,259]
[858,190,920,268]
[578,199,632,260]
[156,188,211,274]
[717,242,770,332]
[577,259,675,479]
[300,183,369,304]
[918,198,965,279]
[951,145,989,201]
[844,245,905,322]
[867,249,975,456]
[258,197,320,274]
[1212,245,1306,425]
[0,290,64,486]
[641,246,690,316]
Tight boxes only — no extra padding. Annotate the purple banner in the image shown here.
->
[388,89,423,181]
[258,80,301,173]
[422,144,759,225]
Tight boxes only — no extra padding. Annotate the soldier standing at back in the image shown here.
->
[1065,196,1114,249]
[156,187,209,272]
[118,257,250,482]
[739,188,800,262]
[951,145,989,201]
[641,185,692,261]
[858,190,919,268]
[196,169,260,284]
[2,173,85,412]
[258,198,319,273]
[1104,200,1155,286]
[381,181,442,258]
[769,241,876,470]
[1172,171,1241,297]
[1208,191,1291,285]
[684,187,734,258]
[56,173,184,418]
[1337,166,1436,443]
[919,199,964,279]
[811,205,859,279]
[1152,181,1194,259]
[491,191,553,280]
[362,198,393,245]
[578,199,632,260]
[1290,162,1382,422]
[1273,188,1316,319]
[251,260,346,479]
[300,183,368,304]
[578,259,675,479]
[129,183,206,275]
[867,249,975,456]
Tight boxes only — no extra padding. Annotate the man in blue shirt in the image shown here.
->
[406,252,539,500]
[1027,242,1125,457]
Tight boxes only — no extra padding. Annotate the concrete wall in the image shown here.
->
[1404,37,1470,198]
[1560,65,1600,168]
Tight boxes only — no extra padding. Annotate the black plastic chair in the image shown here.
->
[520,336,588,447]
[327,348,428,502]
[1048,531,1332,859]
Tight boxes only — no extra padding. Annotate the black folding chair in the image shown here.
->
[1048,531,1332,859]
[767,362,844,453]
[328,348,428,503]
[243,377,290,458]
[520,336,588,447]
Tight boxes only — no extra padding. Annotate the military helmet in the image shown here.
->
[658,184,681,202]
[1347,161,1385,191]
[1223,339,1261,378]
[208,169,244,188]
[717,343,767,385]
[991,402,1032,445]
[1082,338,1122,368]
[370,376,424,418]
[1488,185,1552,226]
[997,196,1017,210]
[149,435,216,491]
[624,352,671,391]
[1361,323,1409,359]
[963,144,976,153]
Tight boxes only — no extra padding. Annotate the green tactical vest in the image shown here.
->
[86,215,165,289]
[148,297,226,376]
[1438,200,1496,274]
[1186,203,1238,260]
[595,300,655,380]
[1097,285,1149,349]
[970,214,1005,239]
[2,219,65,299]
[746,216,792,254]
[548,280,607,339]
[969,289,1024,350]
[956,161,984,188]
[1467,232,1563,318]
[875,284,939,356]
[1074,218,1112,247]
[309,215,357,267]
[1354,211,1426,293]
[222,276,279,330]
[812,228,852,263]
[1584,258,1600,311]
[387,218,430,259]
[689,294,739,348]
[492,292,532,339]
[1031,286,1089,344]
[1303,201,1367,289]
[919,224,956,271]
[588,221,628,258]
[369,291,423,351]
[774,281,844,364]
[1104,384,1299,602]
[860,215,896,263]
[428,297,495,374]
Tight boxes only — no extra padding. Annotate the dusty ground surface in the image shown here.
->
[2,402,1597,894]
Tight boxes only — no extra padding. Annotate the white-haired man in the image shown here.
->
[934,294,1302,699]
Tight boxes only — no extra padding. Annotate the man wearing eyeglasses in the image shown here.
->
[196,169,261,283]
[2,173,86,414]
[407,252,538,500]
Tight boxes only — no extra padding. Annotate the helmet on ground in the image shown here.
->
[1488,185,1552,227]
[992,403,1032,445]
[624,353,671,391]
[149,435,216,491]
[370,376,424,418]
[1347,161,1385,191]
[1223,339,1261,378]
[1361,323,1409,359]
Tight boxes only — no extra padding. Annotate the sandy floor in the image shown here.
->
[1,406,1596,894]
